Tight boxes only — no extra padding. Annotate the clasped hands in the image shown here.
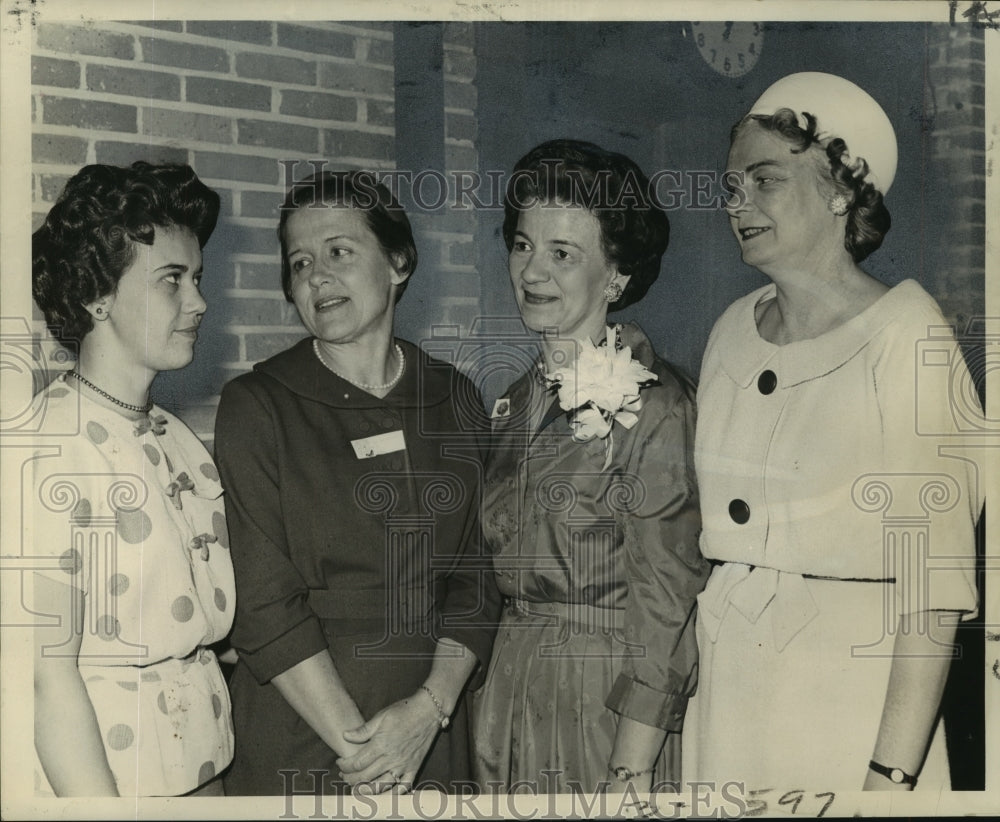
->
[336,688,443,794]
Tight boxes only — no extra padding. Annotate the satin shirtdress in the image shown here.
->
[215,338,500,795]
[31,379,235,796]
[473,323,710,793]
[684,280,982,790]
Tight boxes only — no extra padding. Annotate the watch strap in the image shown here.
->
[868,759,917,786]
[609,764,655,782]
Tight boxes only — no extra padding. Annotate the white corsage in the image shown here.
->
[544,325,656,469]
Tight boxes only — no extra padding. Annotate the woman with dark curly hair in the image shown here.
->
[30,162,233,796]
[473,139,710,793]
[684,73,982,790]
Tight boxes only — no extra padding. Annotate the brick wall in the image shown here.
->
[923,23,986,329]
[31,19,479,442]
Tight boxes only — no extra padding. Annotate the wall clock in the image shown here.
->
[691,21,763,78]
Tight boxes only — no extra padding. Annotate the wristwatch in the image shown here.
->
[868,759,917,786]
[609,765,655,782]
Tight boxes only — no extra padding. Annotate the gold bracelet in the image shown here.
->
[420,685,450,729]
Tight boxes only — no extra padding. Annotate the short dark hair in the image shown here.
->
[502,139,670,311]
[277,170,417,304]
[32,162,220,347]
[731,109,891,262]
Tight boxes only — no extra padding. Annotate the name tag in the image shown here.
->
[351,430,406,459]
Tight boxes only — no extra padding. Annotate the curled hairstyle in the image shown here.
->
[278,170,417,304]
[731,108,891,262]
[32,162,220,347]
[502,139,670,311]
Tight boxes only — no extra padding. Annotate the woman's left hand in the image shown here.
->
[336,691,441,793]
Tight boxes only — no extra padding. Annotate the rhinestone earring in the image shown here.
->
[828,194,850,216]
[603,282,624,303]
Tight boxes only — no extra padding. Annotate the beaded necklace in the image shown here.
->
[66,370,153,414]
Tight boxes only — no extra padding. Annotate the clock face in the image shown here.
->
[692,21,763,78]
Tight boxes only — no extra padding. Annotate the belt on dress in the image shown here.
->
[698,563,893,652]
[508,597,625,629]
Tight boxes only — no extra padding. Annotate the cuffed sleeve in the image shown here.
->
[433,379,502,691]
[605,377,710,730]
[215,377,327,684]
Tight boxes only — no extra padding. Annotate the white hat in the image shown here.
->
[748,72,898,194]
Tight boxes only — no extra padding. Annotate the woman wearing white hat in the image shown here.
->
[684,73,982,790]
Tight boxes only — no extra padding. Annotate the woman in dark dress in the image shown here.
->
[216,171,498,795]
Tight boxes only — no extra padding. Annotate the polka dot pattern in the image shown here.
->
[143,444,160,466]
[116,508,152,544]
[157,691,168,714]
[140,670,161,682]
[48,387,69,398]
[59,548,83,575]
[198,761,216,785]
[164,453,174,474]
[106,723,134,750]
[212,693,222,718]
[212,511,229,549]
[96,614,120,641]
[117,681,138,691]
[108,573,129,596]
[171,595,194,623]
[199,462,219,482]
[86,421,109,444]
[214,588,227,612]
[70,498,92,526]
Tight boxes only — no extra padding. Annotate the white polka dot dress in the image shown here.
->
[30,377,235,796]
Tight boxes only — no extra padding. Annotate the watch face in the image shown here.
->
[691,21,764,78]
[613,767,630,781]
[890,768,905,784]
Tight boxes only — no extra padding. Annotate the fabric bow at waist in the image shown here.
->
[698,563,894,651]
[698,563,821,652]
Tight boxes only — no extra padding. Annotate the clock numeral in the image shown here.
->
[697,32,705,47]
[753,22,762,36]
[711,49,716,63]
[749,41,756,55]
[738,53,745,68]
[724,57,731,73]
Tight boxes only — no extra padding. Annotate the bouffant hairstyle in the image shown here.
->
[731,109,891,262]
[277,170,417,304]
[502,139,670,312]
[32,162,220,347]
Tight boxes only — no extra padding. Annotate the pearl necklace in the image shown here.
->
[66,370,153,414]
[313,340,405,392]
